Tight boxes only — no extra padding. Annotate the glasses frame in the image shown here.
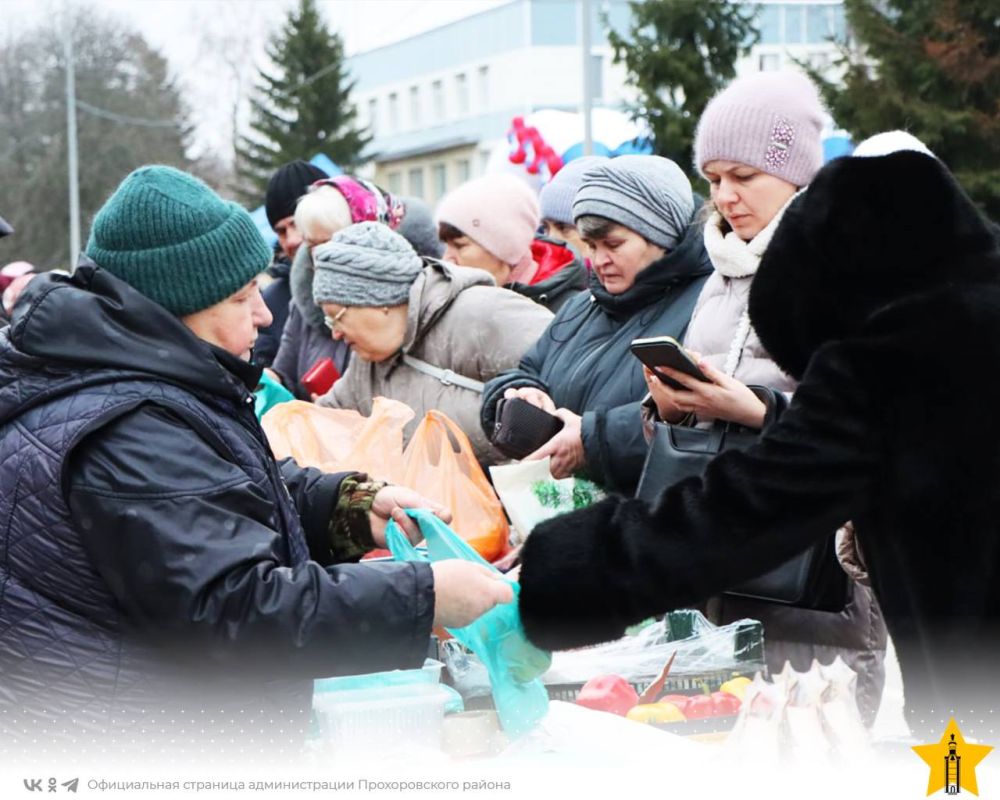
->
[323,306,348,332]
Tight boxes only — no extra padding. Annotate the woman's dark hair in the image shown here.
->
[437,221,466,242]
[575,215,620,241]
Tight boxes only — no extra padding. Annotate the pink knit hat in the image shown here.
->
[435,173,540,271]
[694,70,825,187]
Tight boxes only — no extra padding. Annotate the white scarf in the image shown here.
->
[702,191,802,375]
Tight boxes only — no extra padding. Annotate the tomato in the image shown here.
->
[626,702,686,724]
[576,674,639,716]
[710,690,742,717]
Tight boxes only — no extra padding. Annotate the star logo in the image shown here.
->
[913,718,993,795]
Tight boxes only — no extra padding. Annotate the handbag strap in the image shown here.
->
[401,353,485,394]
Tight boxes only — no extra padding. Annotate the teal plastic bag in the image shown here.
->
[254,371,294,421]
[385,509,550,737]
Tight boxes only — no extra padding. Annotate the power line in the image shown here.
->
[76,99,178,129]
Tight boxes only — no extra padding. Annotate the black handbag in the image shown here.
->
[490,397,565,460]
[636,421,848,612]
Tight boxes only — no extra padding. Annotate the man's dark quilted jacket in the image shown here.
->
[0,262,434,754]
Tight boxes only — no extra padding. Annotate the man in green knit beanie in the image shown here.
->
[0,165,511,760]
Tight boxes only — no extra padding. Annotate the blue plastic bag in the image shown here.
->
[385,509,550,737]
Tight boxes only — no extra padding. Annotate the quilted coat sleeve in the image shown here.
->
[518,341,879,651]
[66,405,434,679]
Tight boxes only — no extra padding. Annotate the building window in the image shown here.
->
[432,79,445,118]
[367,97,378,136]
[784,5,805,44]
[455,73,469,115]
[758,5,781,45]
[408,167,425,199]
[477,65,489,109]
[758,52,781,71]
[432,163,447,200]
[387,171,403,194]
[388,92,399,133]
[456,158,471,184]
[409,85,421,129]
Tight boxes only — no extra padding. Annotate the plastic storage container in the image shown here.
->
[314,659,443,694]
[313,683,452,755]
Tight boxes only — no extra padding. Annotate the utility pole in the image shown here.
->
[580,0,594,155]
[63,12,80,268]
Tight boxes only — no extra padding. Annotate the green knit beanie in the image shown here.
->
[85,165,271,316]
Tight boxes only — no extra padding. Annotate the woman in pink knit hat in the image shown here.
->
[642,70,888,725]
[436,173,586,312]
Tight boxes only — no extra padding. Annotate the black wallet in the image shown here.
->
[491,397,564,460]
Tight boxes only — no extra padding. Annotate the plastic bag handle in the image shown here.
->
[385,508,494,570]
[424,411,479,478]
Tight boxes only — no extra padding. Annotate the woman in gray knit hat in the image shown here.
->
[479,155,712,494]
[313,221,553,466]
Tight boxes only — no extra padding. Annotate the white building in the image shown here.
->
[346,0,850,202]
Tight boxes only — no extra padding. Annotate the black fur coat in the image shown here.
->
[518,151,1000,735]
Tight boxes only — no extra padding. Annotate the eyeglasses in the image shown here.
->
[323,306,348,332]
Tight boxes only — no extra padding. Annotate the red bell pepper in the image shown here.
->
[683,695,716,720]
[576,674,639,716]
[710,690,742,717]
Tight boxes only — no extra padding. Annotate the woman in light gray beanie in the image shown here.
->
[313,221,553,466]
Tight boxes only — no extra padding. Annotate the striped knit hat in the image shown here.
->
[573,155,694,249]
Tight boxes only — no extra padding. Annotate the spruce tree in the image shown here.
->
[810,0,1000,217]
[607,0,759,184]
[236,0,369,203]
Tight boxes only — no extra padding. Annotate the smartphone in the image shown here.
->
[629,336,710,391]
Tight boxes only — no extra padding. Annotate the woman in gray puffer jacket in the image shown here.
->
[642,72,887,725]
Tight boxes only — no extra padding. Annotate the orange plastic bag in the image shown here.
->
[261,397,413,484]
[401,410,510,562]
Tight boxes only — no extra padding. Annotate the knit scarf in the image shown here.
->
[702,191,801,375]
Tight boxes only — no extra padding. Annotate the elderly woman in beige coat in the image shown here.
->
[642,71,888,725]
[313,221,553,466]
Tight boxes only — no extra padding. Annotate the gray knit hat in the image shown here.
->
[572,155,694,249]
[397,196,444,258]
[539,156,608,225]
[312,221,423,308]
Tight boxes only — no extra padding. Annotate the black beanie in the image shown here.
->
[265,160,328,229]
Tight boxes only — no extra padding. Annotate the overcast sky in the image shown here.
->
[2,0,508,160]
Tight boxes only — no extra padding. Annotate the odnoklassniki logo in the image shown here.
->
[913,719,994,796]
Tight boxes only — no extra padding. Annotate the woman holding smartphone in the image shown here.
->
[642,71,887,725]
